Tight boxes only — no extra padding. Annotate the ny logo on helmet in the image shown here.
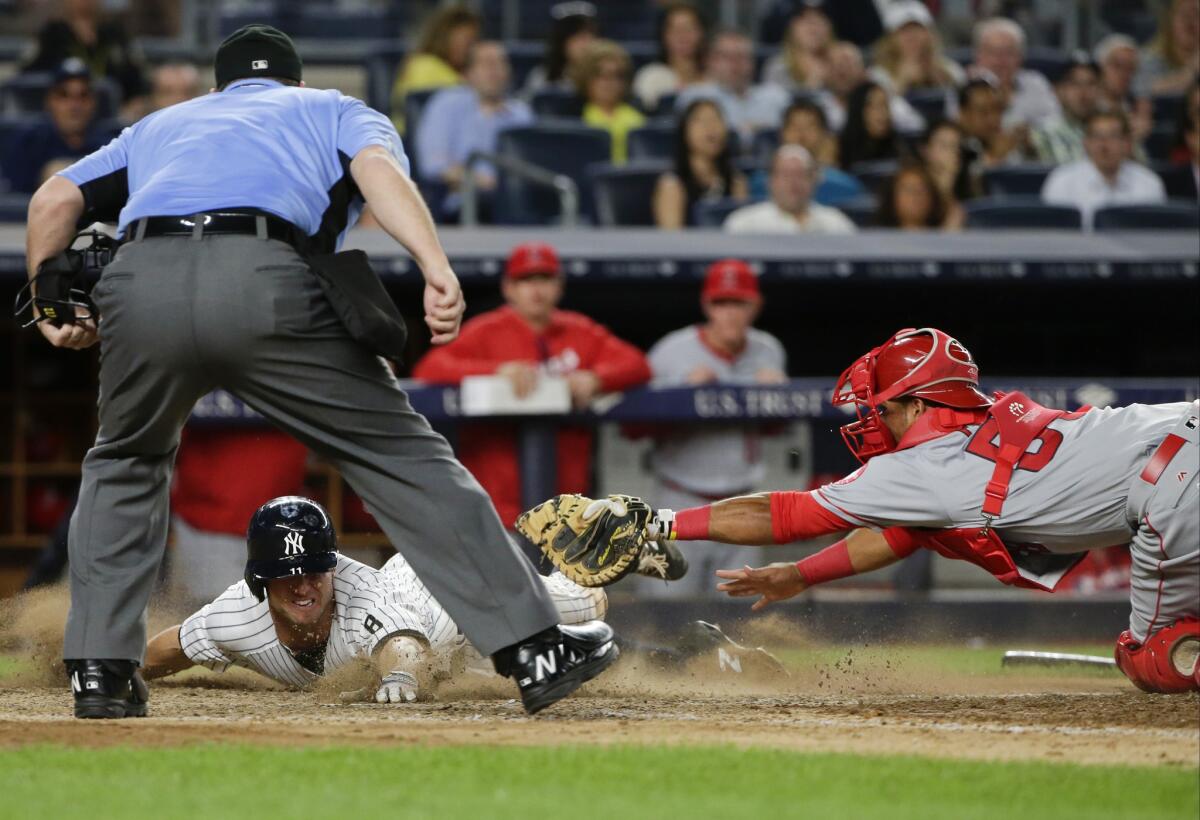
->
[283,532,305,555]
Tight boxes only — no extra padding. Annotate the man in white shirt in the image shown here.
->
[970,17,1060,130]
[1041,110,1166,229]
[724,145,857,234]
[676,29,790,143]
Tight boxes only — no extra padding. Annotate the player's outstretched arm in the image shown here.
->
[371,635,433,704]
[656,490,854,546]
[142,625,196,680]
[715,529,901,610]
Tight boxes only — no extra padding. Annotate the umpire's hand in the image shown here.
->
[424,266,465,345]
[39,309,99,350]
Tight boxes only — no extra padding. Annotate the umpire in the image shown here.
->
[26,25,617,718]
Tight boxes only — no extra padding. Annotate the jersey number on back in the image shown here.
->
[965,409,1087,471]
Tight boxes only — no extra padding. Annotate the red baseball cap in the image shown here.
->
[505,242,562,280]
[701,258,760,303]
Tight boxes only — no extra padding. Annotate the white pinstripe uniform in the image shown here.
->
[179,554,607,687]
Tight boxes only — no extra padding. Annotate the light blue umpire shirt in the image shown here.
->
[58,78,409,251]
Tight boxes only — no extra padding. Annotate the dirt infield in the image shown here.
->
[3,670,1197,768]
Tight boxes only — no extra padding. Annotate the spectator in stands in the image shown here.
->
[633,2,708,112]
[1136,0,1200,97]
[1169,80,1199,165]
[676,29,791,143]
[761,0,834,93]
[390,5,481,132]
[416,41,532,220]
[522,1,598,97]
[921,119,978,215]
[778,99,865,203]
[573,40,645,164]
[725,145,856,234]
[869,1,964,97]
[957,77,1025,167]
[1031,54,1102,165]
[819,41,925,134]
[23,0,148,118]
[654,99,747,228]
[412,242,650,530]
[0,59,116,194]
[1094,34,1153,146]
[837,80,906,171]
[149,62,202,112]
[969,17,1060,129]
[1042,110,1166,229]
[876,162,960,230]
[640,258,786,598]
[1179,109,1199,198]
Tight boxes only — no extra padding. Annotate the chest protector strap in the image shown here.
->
[979,391,1069,530]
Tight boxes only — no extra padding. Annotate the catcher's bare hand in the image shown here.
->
[38,307,98,350]
[716,563,808,611]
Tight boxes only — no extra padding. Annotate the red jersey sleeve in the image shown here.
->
[769,491,857,543]
[411,319,503,384]
[580,323,651,392]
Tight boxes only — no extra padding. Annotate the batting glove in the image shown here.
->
[375,670,420,704]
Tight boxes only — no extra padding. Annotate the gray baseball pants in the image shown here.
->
[1126,402,1199,642]
[63,234,559,662]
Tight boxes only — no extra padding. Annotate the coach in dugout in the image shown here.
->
[414,242,650,534]
[639,259,787,597]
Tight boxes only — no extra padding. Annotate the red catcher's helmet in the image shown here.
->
[831,328,991,462]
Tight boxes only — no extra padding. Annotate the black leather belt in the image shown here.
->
[131,211,303,249]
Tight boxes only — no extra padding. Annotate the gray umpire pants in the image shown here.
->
[64,235,559,662]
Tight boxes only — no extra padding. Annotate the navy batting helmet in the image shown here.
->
[244,496,338,601]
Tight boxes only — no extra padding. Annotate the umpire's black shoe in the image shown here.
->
[494,622,619,715]
[68,659,149,719]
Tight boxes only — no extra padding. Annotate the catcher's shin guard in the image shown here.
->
[68,659,150,719]
[1114,619,1200,693]
[492,621,619,715]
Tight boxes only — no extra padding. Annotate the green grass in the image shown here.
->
[1,745,1194,820]
[0,655,22,678]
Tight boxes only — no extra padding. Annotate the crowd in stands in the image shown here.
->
[1,0,1197,232]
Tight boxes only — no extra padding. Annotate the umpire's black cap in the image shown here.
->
[215,24,303,88]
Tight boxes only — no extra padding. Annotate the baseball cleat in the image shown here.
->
[502,621,620,715]
[678,620,789,679]
[68,659,149,719]
[635,539,688,581]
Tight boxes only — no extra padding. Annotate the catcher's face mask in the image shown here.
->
[14,229,115,328]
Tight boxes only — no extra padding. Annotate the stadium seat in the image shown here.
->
[0,73,120,120]
[494,124,611,224]
[651,93,677,118]
[591,161,669,227]
[1153,163,1198,199]
[982,164,1055,197]
[965,198,1082,230]
[1144,124,1176,162]
[364,44,406,116]
[1022,47,1072,83]
[1151,93,1185,124]
[627,123,675,161]
[1092,202,1200,231]
[0,192,31,222]
[837,196,878,228]
[531,88,585,119]
[849,159,900,195]
[402,89,439,179]
[752,129,779,164]
[692,197,746,228]
[905,88,950,124]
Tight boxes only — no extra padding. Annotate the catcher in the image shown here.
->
[516,327,1200,694]
[141,496,779,702]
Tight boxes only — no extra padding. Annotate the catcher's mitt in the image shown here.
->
[515,494,652,587]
